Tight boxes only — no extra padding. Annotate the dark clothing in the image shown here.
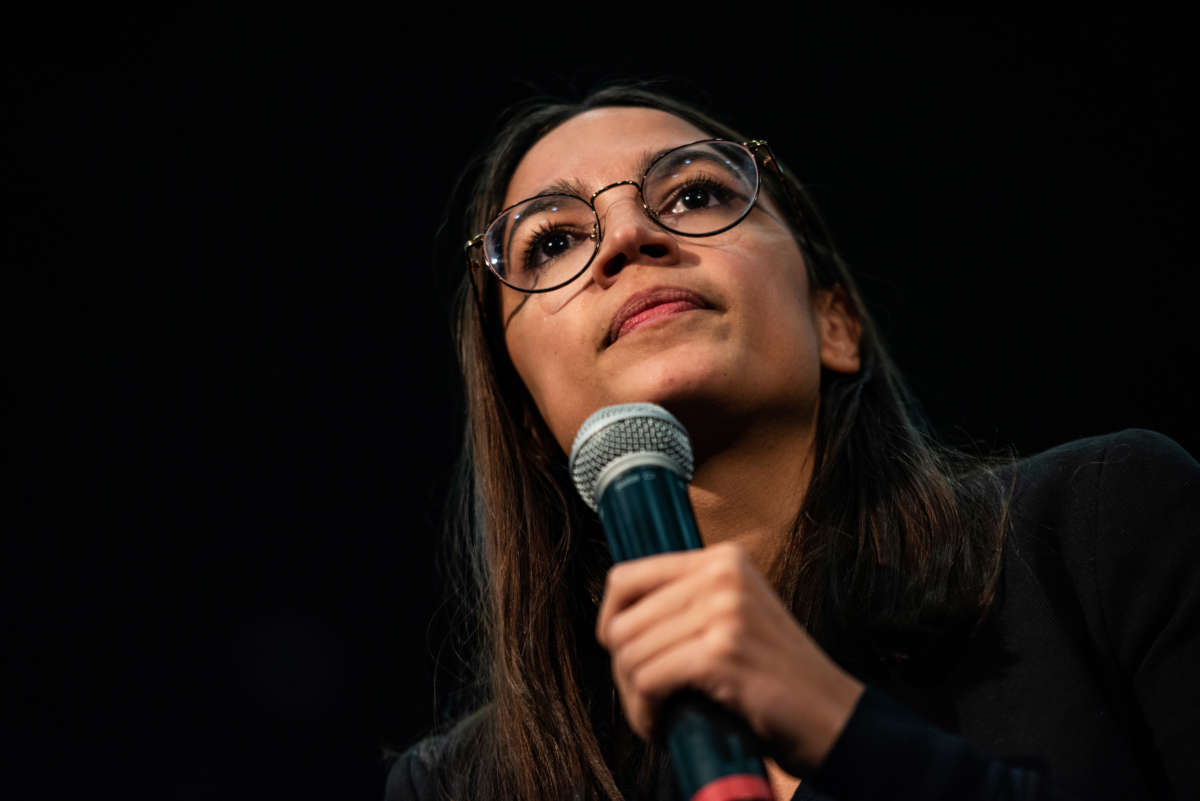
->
[386,430,1200,800]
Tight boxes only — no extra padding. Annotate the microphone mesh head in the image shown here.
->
[569,403,694,511]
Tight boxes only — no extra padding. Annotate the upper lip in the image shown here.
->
[606,286,711,346]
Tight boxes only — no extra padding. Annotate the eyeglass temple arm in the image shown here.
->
[745,140,836,285]
[462,233,490,310]
[746,139,807,232]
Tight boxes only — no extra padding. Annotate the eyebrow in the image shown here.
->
[535,177,592,198]
[651,146,730,175]
[527,144,685,201]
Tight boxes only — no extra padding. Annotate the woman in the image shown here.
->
[387,85,1199,800]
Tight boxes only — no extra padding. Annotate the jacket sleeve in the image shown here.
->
[807,687,1047,800]
[1091,430,1200,798]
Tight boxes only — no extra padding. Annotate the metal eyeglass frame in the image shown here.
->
[464,138,796,300]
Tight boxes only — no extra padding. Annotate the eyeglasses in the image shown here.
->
[465,139,780,295]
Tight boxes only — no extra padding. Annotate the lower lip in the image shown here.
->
[616,301,703,340]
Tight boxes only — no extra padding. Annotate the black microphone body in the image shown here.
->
[571,404,773,801]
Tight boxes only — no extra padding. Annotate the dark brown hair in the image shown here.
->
[430,84,1009,801]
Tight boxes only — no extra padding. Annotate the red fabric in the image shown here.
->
[690,774,774,801]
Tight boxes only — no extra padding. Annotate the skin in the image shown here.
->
[498,107,865,795]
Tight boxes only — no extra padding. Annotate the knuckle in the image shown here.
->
[705,620,743,662]
[708,546,748,586]
[714,587,747,617]
[716,541,747,564]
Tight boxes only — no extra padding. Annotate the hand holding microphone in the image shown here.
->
[570,404,863,801]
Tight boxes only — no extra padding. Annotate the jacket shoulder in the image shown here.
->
[385,709,489,801]
[1003,428,1196,521]
[385,733,451,801]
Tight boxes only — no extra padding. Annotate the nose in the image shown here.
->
[589,184,680,287]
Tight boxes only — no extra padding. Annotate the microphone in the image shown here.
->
[570,403,774,801]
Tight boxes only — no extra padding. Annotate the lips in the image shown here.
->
[607,286,710,345]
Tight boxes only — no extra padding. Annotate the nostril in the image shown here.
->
[640,243,668,258]
[603,252,628,276]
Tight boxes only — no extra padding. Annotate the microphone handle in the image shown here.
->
[598,464,774,801]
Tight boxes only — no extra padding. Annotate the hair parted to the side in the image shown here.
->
[430,83,1010,801]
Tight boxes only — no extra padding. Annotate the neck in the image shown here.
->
[686,409,817,574]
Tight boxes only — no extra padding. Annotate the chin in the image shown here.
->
[611,355,739,414]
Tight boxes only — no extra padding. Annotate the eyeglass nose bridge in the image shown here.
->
[587,178,658,245]
[588,178,641,206]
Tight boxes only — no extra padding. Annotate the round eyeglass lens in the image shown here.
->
[481,141,759,293]
[643,141,759,235]
[484,194,597,292]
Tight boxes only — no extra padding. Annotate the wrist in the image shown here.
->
[811,670,865,766]
[778,666,865,774]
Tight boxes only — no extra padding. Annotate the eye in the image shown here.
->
[522,224,589,271]
[537,230,572,258]
[660,177,735,217]
[680,185,713,210]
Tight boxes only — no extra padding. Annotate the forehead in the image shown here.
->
[503,107,713,207]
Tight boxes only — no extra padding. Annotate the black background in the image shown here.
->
[6,7,1197,800]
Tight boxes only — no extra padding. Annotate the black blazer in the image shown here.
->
[387,430,1200,800]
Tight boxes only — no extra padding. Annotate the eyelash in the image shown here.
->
[521,221,588,270]
[658,175,735,212]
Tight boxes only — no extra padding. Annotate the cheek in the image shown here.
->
[503,314,599,448]
[734,249,822,383]
[728,237,813,336]
[504,321,551,401]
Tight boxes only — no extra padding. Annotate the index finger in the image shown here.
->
[595,549,711,646]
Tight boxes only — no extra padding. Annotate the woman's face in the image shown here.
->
[498,107,859,455]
